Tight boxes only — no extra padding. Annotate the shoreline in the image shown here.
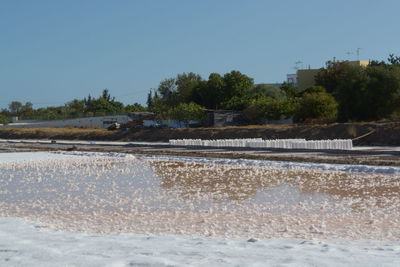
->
[1,139,400,167]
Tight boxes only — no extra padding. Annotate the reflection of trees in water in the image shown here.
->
[150,160,400,208]
[150,161,281,201]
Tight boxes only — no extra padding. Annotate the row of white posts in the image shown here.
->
[169,138,353,150]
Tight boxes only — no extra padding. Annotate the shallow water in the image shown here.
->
[0,152,399,239]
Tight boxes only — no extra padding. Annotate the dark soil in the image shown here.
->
[1,122,399,146]
[120,122,400,146]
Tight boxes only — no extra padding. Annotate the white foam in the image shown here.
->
[140,154,400,174]
[0,217,398,267]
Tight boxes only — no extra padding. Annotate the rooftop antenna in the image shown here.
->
[356,48,362,60]
[294,60,303,70]
[345,51,353,60]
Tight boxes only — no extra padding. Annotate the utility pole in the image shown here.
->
[356,48,362,60]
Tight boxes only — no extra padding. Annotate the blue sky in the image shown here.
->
[1,0,399,109]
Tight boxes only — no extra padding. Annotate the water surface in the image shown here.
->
[0,152,399,239]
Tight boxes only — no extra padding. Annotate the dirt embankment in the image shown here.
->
[0,122,399,146]
[121,122,400,146]
[0,127,119,141]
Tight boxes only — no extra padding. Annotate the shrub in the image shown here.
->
[243,97,297,124]
[166,102,205,123]
[0,114,9,125]
[294,92,338,123]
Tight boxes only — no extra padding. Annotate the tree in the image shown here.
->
[148,71,254,111]
[148,97,170,120]
[221,95,251,110]
[8,101,23,115]
[222,70,254,102]
[101,89,114,102]
[315,61,354,93]
[243,96,297,124]
[175,72,202,103]
[250,84,286,99]
[157,78,179,106]
[192,73,225,109]
[388,54,400,66]
[363,65,400,119]
[125,103,147,112]
[65,99,85,117]
[85,89,124,116]
[166,102,204,123]
[146,91,153,107]
[299,85,326,96]
[0,113,9,125]
[280,82,299,98]
[19,102,34,119]
[316,58,400,121]
[294,90,338,123]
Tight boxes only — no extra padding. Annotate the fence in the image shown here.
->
[169,138,353,150]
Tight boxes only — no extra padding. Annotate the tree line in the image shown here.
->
[1,54,400,125]
[0,89,146,124]
[146,54,400,123]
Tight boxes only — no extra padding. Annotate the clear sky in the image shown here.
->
[1,0,399,109]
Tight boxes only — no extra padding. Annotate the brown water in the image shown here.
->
[0,153,399,239]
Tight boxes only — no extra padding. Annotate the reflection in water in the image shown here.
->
[150,160,400,210]
[0,153,399,240]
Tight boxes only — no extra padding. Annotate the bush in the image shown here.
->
[0,114,9,125]
[294,92,338,123]
[243,97,297,124]
[166,102,205,123]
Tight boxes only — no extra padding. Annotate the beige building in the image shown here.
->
[296,60,369,89]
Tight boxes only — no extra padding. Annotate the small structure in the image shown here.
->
[11,116,18,123]
[203,110,246,127]
[2,115,133,128]
[286,74,298,87]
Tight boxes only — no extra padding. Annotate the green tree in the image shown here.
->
[314,60,400,121]
[101,89,114,102]
[146,91,153,107]
[8,101,23,115]
[222,70,254,103]
[85,89,124,116]
[19,102,34,119]
[125,103,147,112]
[157,78,179,106]
[192,73,225,109]
[65,99,86,118]
[148,97,170,120]
[221,95,251,110]
[280,82,299,98]
[244,96,297,124]
[363,65,400,119]
[166,102,205,123]
[315,61,354,93]
[250,84,286,99]
[294,90,338,123]
[176,72,203,103]
[388,54,400,66]
[299,85,326,96]
[0,113,9,125]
